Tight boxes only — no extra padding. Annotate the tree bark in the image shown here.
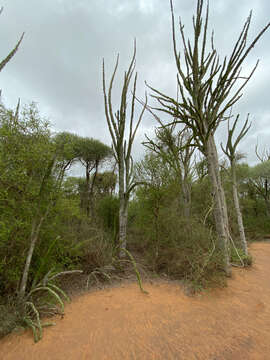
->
[89,161,99,219]
[19,209,48,299]
[206,134,231,276]
[119,197,128,258]
[118,155,128,258]
[231,160,248,255]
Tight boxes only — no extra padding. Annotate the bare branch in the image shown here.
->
[0,32,24,72]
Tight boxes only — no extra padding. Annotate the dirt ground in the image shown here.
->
[1,242,270,360]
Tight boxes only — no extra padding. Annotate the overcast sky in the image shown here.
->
[0,0,270,174]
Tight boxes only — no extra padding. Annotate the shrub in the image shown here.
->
[96,195,119,235]
[0,299,22,339]
[129,198,226,291]
[230,247,253,267]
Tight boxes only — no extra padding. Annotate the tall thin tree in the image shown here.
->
[103,42,147,256]
[148,0,270,274]
[221,114,251,256]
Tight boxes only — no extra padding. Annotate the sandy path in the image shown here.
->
[1,242,270,360]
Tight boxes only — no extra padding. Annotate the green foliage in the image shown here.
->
[94,171,116,196]
[191,176,213,221]
[0,103,55,294]
[4,5,270,339]
[131,174,225,289]
[0,99,117,300]
[0,269,77,342]
[251,160,270,180]
[0,299,22,339]
[0,73,268,343]
[132,206,225,289]
[227,162,270,238]
[230,247,253,266]
[74,136,112,164]
[97,195,119,234]
[62,177,81,198]
[54,131,80,164]
[78,227,114,274]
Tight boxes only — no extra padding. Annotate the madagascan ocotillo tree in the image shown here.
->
[148,0,270,275]
[103,42,147,256]
[221,115,251,256]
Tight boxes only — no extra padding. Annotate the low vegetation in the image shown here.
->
[1,0,270,343]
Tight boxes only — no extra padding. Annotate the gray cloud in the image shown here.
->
[0,0,269,171]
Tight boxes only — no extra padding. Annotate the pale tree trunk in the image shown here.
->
[19,209,49,299]
[206,134,231,275]
[103,42,146,258]
[231,161,248,255]
[119,197,128,258]
[118,156,128,258]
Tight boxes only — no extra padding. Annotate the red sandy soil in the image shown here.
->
[1,242,270,360]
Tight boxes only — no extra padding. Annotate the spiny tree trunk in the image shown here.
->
[221,114,250,256]
[118,155,128,257]
[119,196,128,257]
[103,41,146,257]
[206,135,231,275]
[148,0,270,273]
[231,161,248,255]
[0,28,24,73]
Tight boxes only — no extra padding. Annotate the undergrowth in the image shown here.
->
[0,270,82,342]
[129,213,227,292]
[230,247,253,267]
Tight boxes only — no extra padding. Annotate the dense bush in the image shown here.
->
[129,183,226,290]
[96,195,119,236]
